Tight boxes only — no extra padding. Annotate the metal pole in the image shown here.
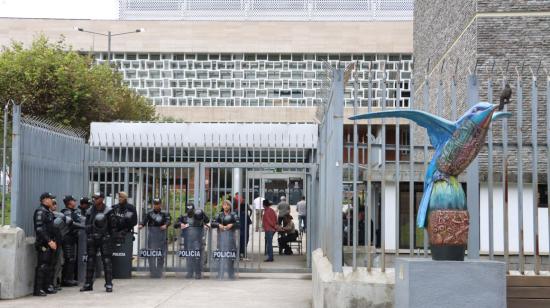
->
[466,74,480,259]
[107,31,112,66]
[352,66,359,270]
[10,104,21,228]
[530,75,539,274]
[1,102,8,225]
[487,78,494,260]
[516,74,525,274]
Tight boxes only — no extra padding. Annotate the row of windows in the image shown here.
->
[102,52,412,62]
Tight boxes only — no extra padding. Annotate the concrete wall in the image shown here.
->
[0,226,35,299]
[155,106,410,124]
[312,249,394,308]
[0,18,413,54]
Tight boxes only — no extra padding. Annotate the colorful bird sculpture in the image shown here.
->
[349,102,511,228]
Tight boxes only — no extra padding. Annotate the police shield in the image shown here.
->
[140,226,167,278]
[210,223,239,280]
[77,229,87,283]
[176,225,206,279]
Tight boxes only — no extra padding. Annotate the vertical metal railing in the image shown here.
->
[339,59,550,276]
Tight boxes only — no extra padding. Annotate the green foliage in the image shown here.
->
[0,35,155,133]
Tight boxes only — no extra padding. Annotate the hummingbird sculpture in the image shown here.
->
[350,102,511,228]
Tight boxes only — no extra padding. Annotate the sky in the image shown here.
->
[0,0,118,19]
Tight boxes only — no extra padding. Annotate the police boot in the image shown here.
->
[45,285,57,294]
[80,283,93,292]
[33,265,48,296]
[33,289,47,296]
[103,258,113,292]
[62,280,78,287]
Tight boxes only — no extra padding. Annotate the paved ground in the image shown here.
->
[0,273,312,308]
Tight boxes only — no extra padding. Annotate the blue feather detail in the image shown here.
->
[349,110,457,149]
[417,180,433,228]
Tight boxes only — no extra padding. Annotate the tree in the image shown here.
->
[0,35,155,133]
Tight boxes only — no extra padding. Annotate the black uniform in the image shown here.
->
[141,209,171,278]
[81,204,117,291]
[112,202,137,239]
[51,211,71,290]
[60,207,85,285]
[174,209,209,279]
[211,211,239,279]
[33,204,57,296]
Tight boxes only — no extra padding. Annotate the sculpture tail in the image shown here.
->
[416,180,434,228]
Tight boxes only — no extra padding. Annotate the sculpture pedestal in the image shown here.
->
[394,258,505,308]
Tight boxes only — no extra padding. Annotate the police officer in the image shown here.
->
[112,191,137,239]
[79,197,91,216]
[60,195,85,287]
[211,200,239,279]
[139,198,171,278]
[50,199,66,292]
[80,192,117,293]
[174,203,209,279]
[33,192,57,296]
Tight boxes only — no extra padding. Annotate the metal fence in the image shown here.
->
[9,104,88,236]
[320,60,550,275]
[119,0,414,21]
[87,123,317,271]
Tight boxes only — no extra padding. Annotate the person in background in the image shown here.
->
[276,196,290,225]
[277,214,298,255]
[238,201,252,258]
[252,194,265,232]
[261,199,277,262]
[296,196,307,234]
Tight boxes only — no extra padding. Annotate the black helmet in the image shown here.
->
[222,214,234,226]
[40,192,56,202]
[194,209,205,221]
[63,195,76,205]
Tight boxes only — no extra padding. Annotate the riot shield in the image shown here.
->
[176,225,206,279]
[210,227,239,280]
[77,229,87,283]
[140,226,167,278]
[112,232,134,279]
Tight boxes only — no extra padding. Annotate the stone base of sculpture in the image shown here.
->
[394,258,506,308]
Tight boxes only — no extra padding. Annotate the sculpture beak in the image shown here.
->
[480,105,498,128]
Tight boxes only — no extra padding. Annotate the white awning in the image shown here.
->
[89,122,318,148]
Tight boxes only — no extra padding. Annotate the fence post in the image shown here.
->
[10,104,21,228]
[1,102,8,226]
[466,74,480,259]
[331,68,344,273]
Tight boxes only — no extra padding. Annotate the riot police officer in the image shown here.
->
[112,191,137,238]
[80,192,117,293]
[60,195,85,287]
[79,197,91,216]
[174,203,209,279]
[33,192,57,296]
[211,200,239,279]
[139,198,171,278]
[50,199,66,292]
